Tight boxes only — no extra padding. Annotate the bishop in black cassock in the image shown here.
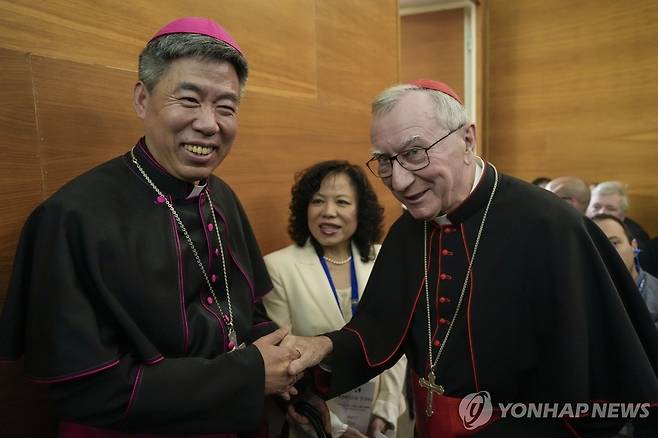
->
[0,17,297,438]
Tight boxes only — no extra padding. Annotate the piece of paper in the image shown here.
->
[333,381,376,433]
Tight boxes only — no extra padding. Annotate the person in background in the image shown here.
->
[0,17,301,437]
[592,213,658,438]
[592,214,658,332]
[640,237,658,278]
[531,176,551,188]
[282,79,658,437]
[588,181,651,246]
[545,176,591,214]
[264,161,407,438]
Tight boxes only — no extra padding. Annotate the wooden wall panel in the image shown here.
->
[486,0,658,236]
[32,56,143,196]
[0,49,42,309]
[400,9,464,97]
[0,1,400,435]
[0,47,55,438]
[0,0,317,97]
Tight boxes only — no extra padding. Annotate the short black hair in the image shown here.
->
[591,213,634,243]
[288,160,384,262]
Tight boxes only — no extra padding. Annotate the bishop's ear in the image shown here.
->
[133,81,149,120]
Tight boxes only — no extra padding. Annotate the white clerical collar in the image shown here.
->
[186,182,208,199]
[434,156,484,225]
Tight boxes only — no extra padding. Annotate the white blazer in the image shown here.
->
[264,240,407,436]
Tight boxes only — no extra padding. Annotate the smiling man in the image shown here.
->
[285,80,658,437]
[0,17,301,437]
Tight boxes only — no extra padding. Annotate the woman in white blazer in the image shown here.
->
[263,161,407,438]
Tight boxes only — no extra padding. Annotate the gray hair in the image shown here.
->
[138,33,248,93]
[371,84,469,130]
[591,181,629,212]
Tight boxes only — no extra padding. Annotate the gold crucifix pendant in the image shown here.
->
[418,370,445,417]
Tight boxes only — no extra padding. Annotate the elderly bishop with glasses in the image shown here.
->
[284,80,658,437]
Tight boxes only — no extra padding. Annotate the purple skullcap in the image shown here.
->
[149,17,243,56]
[408,79,463,105]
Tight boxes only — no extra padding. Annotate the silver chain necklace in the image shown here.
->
[418,164,498,417]
[130,149,242,351]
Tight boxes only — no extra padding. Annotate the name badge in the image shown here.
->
[333,380,376,433]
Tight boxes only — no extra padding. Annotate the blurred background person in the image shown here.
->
[531,176,551,189]
[263,160,407,438]
[592,214,658,332]
[588,181,651,247]
[640,237,658,278]
[592,213,658,438]
[545,176,591,214]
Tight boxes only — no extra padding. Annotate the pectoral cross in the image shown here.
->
[418,370,445,417]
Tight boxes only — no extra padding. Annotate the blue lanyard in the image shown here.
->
[637,271,647,295]
[318,252,359,319]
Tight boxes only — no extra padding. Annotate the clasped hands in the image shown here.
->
[252,326,333,400]
[253,327,333,433]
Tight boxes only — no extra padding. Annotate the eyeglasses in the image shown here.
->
[366,125,463,178]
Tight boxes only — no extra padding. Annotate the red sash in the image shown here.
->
[411,371,498,437]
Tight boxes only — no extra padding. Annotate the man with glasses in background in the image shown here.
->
[587,180,651,248]
[285,80,658,437]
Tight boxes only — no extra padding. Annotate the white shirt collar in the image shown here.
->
[434,157,484,225]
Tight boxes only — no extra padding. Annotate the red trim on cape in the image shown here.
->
[461,223,480,391]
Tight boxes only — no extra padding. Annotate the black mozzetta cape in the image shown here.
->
[0,140,276,434]
[325,163,658,436]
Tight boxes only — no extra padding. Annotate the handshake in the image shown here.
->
[252,326,333,399]
[253,327,334,434]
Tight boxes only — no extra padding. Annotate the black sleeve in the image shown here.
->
[48,347,267,434]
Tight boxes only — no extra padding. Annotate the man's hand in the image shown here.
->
[253,327,301,398]
[287,389,331,433]
[280,334,333,375]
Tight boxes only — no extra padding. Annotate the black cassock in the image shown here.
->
[323,163,658,437]
[0,139,276,436]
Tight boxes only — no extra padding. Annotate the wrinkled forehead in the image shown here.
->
[370,94,441,152]
[591,193,622,207]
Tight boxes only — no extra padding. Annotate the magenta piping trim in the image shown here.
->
[201,296,228,350]
[137,140,168,174]
[213,204,257,302]
[169,203,190,352]
[198,196,214,269]
[124,365,144,418]
[144,354,164,365]
[29,358,121,384]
